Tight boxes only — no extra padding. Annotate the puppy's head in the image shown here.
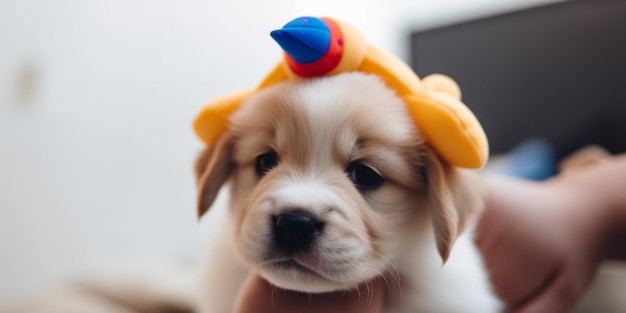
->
[195,72,481,292]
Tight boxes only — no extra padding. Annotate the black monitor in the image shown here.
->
[410,0,626,159]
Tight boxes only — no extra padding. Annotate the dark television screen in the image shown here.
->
[410,0,626,158]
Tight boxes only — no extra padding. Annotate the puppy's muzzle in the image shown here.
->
[272,210,324,254]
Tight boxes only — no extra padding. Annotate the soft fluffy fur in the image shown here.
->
[195,72,502,312]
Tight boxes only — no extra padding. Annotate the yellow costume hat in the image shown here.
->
[193,16,488,169]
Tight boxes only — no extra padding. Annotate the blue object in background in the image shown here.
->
[500,138,557,180]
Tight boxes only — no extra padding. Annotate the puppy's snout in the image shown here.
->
[272,210,324,253]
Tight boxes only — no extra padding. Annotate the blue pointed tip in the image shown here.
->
[270,16,331,64]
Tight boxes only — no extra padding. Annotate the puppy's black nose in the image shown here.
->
[272,211,323,253]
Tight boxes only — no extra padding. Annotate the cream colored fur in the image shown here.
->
[195,72,502,312]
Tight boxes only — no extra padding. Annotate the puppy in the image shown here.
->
[194,72,502,312]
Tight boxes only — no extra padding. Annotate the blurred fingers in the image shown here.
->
[516,269,584,313]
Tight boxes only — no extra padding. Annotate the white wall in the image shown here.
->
[0,0,560,305]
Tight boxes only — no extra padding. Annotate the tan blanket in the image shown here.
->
[0,263,196,313]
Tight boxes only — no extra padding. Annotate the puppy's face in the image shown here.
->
[195,73,480,293]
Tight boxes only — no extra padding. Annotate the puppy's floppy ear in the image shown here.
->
[195,134,234,218]
[425,147,482,263]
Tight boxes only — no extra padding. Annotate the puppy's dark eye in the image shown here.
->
[346,162,384,190]
[255,151,279,176]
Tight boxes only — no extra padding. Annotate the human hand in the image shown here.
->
[233,273,385,313]
[475,175,607,313]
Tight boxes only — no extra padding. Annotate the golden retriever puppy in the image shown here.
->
[195,72,502,312]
